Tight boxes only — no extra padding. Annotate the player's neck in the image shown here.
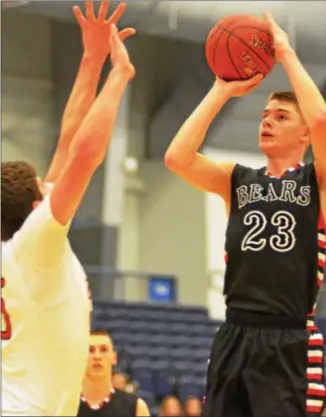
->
[266,155,303,178]
[82,375,113,401]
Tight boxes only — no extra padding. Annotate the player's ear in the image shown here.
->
[112,351,118,365]
[32,200,42,210]
[300,125,310,147]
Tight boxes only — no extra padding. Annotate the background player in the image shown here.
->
[165,12,326,417]
[78,330,150,417]
[158,396,182,417]
[1,2,135,415]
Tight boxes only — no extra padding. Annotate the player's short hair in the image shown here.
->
[90,329,114,346]
[160,395,181,412]
[185,396,200,403]
[91,330,110,336]
[1,161,43,241]
[267,91,303,117]
[268,90,298,104]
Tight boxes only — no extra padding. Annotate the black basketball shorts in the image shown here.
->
[202,309,325,417]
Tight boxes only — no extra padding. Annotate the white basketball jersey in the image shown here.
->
[1,194,90,416]
[2,246,46,416]
[39,250,90,416]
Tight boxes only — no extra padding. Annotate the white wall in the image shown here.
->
[203,147,266,319]
[2,11,54,177]
[115,174,145,301]
[2,76,54,176]
[115,86,146,300]
[139,161,207,306]
[117,177,143,270]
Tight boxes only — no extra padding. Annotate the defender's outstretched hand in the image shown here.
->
[73,0,135,62]
[109,24,135,80]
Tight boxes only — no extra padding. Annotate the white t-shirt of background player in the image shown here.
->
[1,193,91,416]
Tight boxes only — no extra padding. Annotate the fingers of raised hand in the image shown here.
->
[73,5,86,26]
[107,2,126,24]
[85,1,96,21]
[97,0,110,22]
[118,27,136,42]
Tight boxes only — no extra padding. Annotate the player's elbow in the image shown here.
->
[164,152,179,171]
[316,113,326,130]
[164,150,190,173]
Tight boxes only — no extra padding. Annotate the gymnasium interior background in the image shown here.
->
[2,1,326,415]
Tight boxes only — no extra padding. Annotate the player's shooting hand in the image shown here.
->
[73,0,135,62]
[109,24,135,80]
[215,74,263,98]
[264,12,292,62]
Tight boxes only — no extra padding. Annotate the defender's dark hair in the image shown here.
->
[1,161,42,241]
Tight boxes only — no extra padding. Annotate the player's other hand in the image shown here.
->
[215,74,263,98]
[264,12,292,62]
[109,24,135,80]
[73,0,135,62]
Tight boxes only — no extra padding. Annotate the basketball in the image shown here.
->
[205,14,275,81]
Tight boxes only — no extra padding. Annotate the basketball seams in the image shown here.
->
[220,25,274,71]
[212,27,226,74]
[217,25,270,76]
[212,19,243,81]
[226,25,273,38]
[206,17,274,80]
[206,24,225,74]
[225,28,245,80]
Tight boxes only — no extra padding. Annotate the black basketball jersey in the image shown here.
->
[224,162,326,318]
[77,390,137,417]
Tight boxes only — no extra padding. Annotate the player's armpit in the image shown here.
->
[166,152,235,202]
[49,64,132,226]
[49,155,99,227]
[136,398,151,417]
[310,116,326,166]
[315,160,326,224]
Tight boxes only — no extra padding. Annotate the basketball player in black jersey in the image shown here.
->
[77,330,150,417]
[165,12,326,417]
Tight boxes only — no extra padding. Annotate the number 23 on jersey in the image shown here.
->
[1,277,12,340]
[241,210,296,253]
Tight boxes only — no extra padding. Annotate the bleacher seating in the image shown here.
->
[92,301,326,415]
[92,301,220,411]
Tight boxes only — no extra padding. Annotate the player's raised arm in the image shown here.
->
[264,13,326,189]
[164,75,262,202]
[45,0,135,184]
[13,26,135,270]
[51,25,134,226]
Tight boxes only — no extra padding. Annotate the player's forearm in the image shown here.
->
[61,54,104,143]
[70,67,131,165]
[165,83,230,168]
[281,49,326,128]
[45,54,103,183]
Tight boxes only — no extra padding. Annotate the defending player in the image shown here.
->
[1,2,135,415]
[165,12,326,417]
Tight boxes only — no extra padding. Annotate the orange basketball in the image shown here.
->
[205,14,275,81]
